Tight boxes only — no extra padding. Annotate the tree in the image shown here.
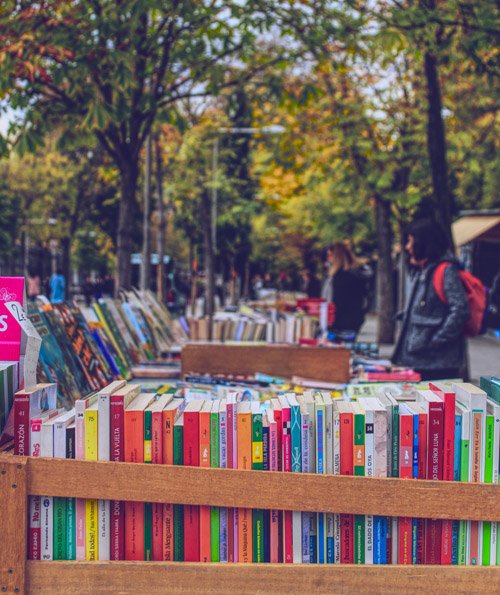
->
[0,0,277,290]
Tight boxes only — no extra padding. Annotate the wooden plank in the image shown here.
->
[0,456,27,594]
[26,562,500,594]
[181,343,351,383]
[21,455,500,521]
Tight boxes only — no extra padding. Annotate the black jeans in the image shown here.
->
[414,368,462,381]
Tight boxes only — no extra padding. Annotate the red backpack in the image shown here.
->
[433,262,488,337]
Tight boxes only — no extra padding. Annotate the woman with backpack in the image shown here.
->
[393,219,470,381]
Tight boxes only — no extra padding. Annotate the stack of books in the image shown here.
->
[10,378,500,566]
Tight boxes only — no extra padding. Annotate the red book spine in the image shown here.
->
[424,401,444,564]
[183,409,200,562]
[14,394,29,456]
[273,407,284,562]
[340,412,354,564]
[416,412,428,564]
[124,410,145,561]
[162,408,175,561]
[151,410,163,561]
[430,384,455,565]
[398,413,413,565]
[281,407,292,564]
[226,402,234,563]
[110,397,125,560]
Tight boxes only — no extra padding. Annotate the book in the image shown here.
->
[337,400,354,564]
[352,402,365,565]
[124,393,155,560]
[210,400,221,562]
[199,400,212,563]
[173,415,184,562]
[251,401,264,563]
[84,402,99,561]
[237,401,253,563]
[183,399,203,562]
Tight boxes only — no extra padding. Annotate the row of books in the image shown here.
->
[11,377,500,565]
[185,313,318,344]
[26,290,186,408]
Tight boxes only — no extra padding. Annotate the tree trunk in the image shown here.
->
[155,134,166,303]
[60,236,71,296]
[140,134,152,291]
[375,195,395,344]
[116,160,139,292]
[201,190,215,332]
[423,51,453,245]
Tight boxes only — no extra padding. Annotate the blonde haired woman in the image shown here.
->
[321,242,369,335]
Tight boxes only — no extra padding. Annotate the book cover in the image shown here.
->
[352,402,365,565]
[218,400,228,563]
[199,400,212,563]
[183,399,203,562]
[237,401,253,563]
[251,401,264,563]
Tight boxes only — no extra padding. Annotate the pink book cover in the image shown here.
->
[226,399,235,562]
[152,409,163,561]
[430,382,455,565]
[280,401,292,563]
[0,277,25,361]
[268,416,279,563]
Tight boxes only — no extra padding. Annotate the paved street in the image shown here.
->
[358,315,500,382]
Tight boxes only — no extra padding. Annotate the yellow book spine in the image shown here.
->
[84,408,98,560]
[85,499,98,561]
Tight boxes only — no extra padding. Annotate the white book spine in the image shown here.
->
[301,412,310,564]
[333,405,341,564]
[75,399,88,561]
[98,392,110,461]
[29,420,42,560]
[40,424,53,561]
[98,499,110,560]
[365,409,374,565]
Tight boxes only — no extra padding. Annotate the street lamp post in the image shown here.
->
[206,125,285,321]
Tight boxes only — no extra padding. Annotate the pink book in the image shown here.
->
[429,382,455,565]
[278,396,292,564]
[226,395,235,563]
[267,410,279,563]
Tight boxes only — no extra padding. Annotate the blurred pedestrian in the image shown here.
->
[27,271,41,301]
[49,269,66,304]
[300,269,321,298]
[322,242,368,335]
[393,218,469,381]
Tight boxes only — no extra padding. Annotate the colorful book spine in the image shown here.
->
[251,404,264,563]
[183,402,201,562]
[65,423,76,561]
[364,407,374,565]
[280,399,293,564]
[268,411,279,564]
[288,397,302,564]
[162,403,177,561]
[199,403,211,563]
[481,414,494,565]
[333,403,341,565]
[425,400,444,564]
[219,402,228,563]
[237,403,253,563]
[458,405,470,565]
[151,404,163,561]
[315,397,326,564]
[143,408,153,561]
[353,407,365,565]
[29,417,43,560]
[339,408,354,564]
[210,402,221,562]
[84,404,99,561]
[300,408,310,564]
[173,418,184,562]
[226,396,236,563]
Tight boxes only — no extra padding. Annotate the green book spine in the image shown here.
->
[173,423,184,562]
[66,497,76,560]
[53,497,67,560]
[482,415,494,565]
[144,410,153,560]
[354,412,365,564]
[391,405,399,478]
[210,409,220,562]
[252,411,264,563]
[458,435,470,565]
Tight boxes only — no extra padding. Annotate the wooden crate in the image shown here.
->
[181,343,351,383]
[1,452,499,593]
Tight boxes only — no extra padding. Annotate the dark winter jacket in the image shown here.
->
[392,256,469,371]
[331,268,369,333]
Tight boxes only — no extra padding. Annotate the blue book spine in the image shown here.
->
[309,514,317,563]
[411,413,419,564]
[452,519,460,565]
[316,409,324,563]
[290,404,301,473]
[318,513,325,564]
[326,514,334,563]
[91,329,120,376]
[373,516,387,564]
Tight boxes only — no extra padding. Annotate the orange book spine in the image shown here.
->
[237,410,253,563]
[162,408,175,561]
[199,409,211,563]
[124,410,145,561]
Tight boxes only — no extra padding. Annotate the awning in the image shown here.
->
[452,216,500,247]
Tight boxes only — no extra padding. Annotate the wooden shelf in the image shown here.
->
[1,452,499,594]
[181,343,351,383]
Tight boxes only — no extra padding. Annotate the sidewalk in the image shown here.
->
[358,315,500,382]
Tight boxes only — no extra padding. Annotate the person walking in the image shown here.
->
[27,271,41,301]
[393,219,469,381]
[49,269,66,304]
[321,242,369,336]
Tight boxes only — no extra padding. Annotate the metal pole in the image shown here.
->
[211,137,218,253]
[140,134,152,291]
